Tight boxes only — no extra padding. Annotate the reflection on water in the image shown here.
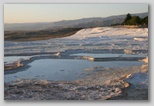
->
[4,56,32,63]
[4,58,144,83]
[70,53,146,58]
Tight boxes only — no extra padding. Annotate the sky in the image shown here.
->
[4,4,148,23]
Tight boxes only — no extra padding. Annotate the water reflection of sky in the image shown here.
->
[70,53,146,58]
[4,58,144,83]
[4,56,32,63]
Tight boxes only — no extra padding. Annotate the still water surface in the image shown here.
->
[4,58,144,83]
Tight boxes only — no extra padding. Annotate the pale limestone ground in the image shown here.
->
[4,62,148,100]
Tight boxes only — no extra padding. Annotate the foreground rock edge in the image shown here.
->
[4,62,148,100]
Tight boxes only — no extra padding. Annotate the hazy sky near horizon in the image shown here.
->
[4,4,148,23]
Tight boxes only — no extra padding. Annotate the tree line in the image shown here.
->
[122,13,148,26]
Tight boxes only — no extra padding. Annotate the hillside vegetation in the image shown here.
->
[4,28,82,41]
[122,13,148,26]
[4,12,148,42]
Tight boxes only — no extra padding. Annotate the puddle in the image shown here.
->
[4,58,144,83]
[125,73,148,89]
[4,56,32,64]
[70,53,146,58]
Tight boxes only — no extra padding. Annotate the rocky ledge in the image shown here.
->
[4,57,148,100]
[4,78,129,100]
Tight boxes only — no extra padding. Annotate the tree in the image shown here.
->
[122,13,148,26]
[128,16,141,25]
[140,16,148,26]
[143,16,148,26]
[123,13,132,25]
[140,18,144,26]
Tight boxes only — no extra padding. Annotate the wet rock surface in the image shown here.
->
[109,57,148,100]
[4,79,126,100]
[76,66,142,86]
[4,59,24,71]
[4,64,148,100]
[4,27,148,100]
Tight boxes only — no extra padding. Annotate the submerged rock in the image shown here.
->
[125,73,148,89]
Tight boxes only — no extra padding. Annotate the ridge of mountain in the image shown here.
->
[4,12,148,31]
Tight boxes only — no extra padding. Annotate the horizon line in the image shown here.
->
[4,11,148,24]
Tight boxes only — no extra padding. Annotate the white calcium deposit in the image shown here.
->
[4,27,148,55]
[65,27,148,39]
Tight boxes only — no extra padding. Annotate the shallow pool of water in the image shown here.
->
[4,58,144,83]
[70,53,146,58]
[4,56,32,63]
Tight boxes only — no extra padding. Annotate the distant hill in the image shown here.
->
[4,28,82,41]
[4,12,148,31]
